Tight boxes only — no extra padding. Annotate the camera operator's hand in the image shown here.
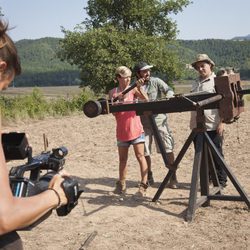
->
[48,174,68,208]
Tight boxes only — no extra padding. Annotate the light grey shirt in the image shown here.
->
[190,73,221,130]
[141,76,174,129]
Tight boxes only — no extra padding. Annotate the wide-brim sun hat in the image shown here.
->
[133,62,153,72]
[191,54,215,68]
[115,66,132,77]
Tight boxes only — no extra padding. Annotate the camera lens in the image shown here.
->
[52,147,68,159]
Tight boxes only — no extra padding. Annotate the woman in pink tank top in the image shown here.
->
[109,66,149,197]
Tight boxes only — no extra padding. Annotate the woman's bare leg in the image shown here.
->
[133,143,148,184]
[118,146,129,181]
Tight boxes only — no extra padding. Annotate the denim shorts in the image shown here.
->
[117,133,145,147]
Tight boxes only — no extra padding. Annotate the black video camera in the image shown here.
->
[2,132,83,218]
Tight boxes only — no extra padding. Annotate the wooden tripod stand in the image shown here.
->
[149,109,250,222]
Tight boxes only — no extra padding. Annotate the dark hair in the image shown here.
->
[0,20,21,76]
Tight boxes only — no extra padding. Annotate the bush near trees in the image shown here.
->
[0,88,95,123]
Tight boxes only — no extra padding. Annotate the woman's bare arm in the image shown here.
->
[0,146,67,235]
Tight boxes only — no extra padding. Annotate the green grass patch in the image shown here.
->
[0,88,96,123]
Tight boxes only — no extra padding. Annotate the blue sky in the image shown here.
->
[1,0,249,41]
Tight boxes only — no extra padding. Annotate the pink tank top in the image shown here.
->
[110,87,144,141]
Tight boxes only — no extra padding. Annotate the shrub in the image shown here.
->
[0,87,96,122]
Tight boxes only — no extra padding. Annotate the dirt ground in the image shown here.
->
[4,105,250,250]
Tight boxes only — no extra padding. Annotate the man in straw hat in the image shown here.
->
[190,54,227,188]
[133,62,178,189]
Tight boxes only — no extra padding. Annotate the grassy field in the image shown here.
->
[1,84,191,98]
[1,85,83,99]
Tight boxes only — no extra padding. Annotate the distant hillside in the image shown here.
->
[232,34,250,41]
[14,37,80,87]
[14,37,250,87]
[177,39,250,79]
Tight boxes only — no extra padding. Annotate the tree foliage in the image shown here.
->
[58,0,191,93]
[59,25,182,92]
[84,0,190,39]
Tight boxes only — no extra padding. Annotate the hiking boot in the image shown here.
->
[166,173,178,189]
[113,180,126,195]
[220,181,227,188]
[147,171,154,186]
[166,179,178,189]
[134,182,148,197]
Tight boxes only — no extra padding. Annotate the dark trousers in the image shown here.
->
[194,130,227,185]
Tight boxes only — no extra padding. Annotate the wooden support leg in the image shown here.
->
[173,130,197,168]
[207,144,221,189]
[199,140,210,207]
[186,133,204,222]
[152,130,196,202]
[204,132,250,207]
[152,170,174,202]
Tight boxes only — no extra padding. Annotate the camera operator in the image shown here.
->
[0,20,68,249]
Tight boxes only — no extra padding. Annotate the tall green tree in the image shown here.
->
[84,0,190,39]
[58,0,191,93]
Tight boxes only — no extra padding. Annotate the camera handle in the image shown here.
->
[56,176,83,216]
